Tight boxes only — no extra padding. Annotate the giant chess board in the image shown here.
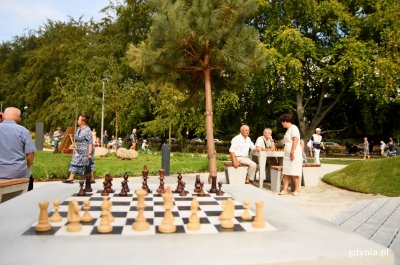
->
[22,188,276,236]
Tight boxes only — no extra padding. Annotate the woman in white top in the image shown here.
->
[279,114,302,196]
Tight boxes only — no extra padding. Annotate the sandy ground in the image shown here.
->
[263,181,384,222]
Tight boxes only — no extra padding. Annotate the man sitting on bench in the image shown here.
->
[0,107,36,191]
[229,125,261,183]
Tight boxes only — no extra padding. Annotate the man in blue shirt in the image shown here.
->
[0,107,36,190]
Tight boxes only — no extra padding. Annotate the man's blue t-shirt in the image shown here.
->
[0,120,36,179]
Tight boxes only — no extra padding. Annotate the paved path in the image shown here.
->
[334,197,400,265]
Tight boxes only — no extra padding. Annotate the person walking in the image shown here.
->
[53,127,62,150]
[63,115,93,183]
[309,128,324,164]
[363,137,370,159]
[279,114,302,196]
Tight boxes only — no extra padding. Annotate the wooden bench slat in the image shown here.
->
[0,178,30,188]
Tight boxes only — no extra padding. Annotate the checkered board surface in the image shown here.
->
[22,189,275,236]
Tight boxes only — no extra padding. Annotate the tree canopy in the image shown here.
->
[0,0,399,146]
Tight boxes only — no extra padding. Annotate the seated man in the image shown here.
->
[0,107,36,190]
[229,125,261,182]
[255,128,276,151]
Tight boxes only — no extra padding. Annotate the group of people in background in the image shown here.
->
[229,114,304,196]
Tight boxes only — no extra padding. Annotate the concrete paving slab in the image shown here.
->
[334,197,400,265]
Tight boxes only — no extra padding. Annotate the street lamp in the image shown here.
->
[100,78,108,146]
[23,105,28,128]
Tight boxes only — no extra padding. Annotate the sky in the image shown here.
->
[0,0,112,42]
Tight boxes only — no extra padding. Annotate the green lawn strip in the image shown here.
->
[31,151,230,181]
[323,156,400,196]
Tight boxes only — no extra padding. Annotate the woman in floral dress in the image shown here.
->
[63,115,93,183]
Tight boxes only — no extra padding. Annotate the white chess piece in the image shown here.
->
[187,196,200,230]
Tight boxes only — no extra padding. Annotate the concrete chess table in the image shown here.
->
[0,182,394,265]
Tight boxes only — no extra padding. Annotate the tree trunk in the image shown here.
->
[203,54,217,178]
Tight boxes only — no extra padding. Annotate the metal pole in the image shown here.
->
[24,105,28,128]
[100,80,105,146]
[0,101,3,112]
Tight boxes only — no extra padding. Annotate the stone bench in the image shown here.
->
[224,162,248,184]
[302,163,322,187]
[0,178,30,203]
[270,166,283,192]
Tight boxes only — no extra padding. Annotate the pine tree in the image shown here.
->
[126,0,266,179]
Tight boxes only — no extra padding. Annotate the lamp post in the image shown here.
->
[100,78,108,146]
[0,101,3,112]
[23,105,28,128]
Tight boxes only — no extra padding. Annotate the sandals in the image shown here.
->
[62,179,74,184]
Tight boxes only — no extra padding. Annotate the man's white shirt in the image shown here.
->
[229,134,256,157]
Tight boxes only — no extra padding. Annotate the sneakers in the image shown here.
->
[292,191,299,196]
[278,190,289,195]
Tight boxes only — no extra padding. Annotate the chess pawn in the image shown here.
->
[187,196,200,231]
[241,200,252,221]
[175,174,183,193]
[66,200,82,232]
[81,200,93,223]
[179,182,188,196]
[77,180,86,196]
[216,182,224,196]
[49,199,63,222]
[197,182,206,197]
[252,201,266,229]
[158,187,176,233]
[132,189,150,231]
[35,201,52,232]
[219,198,235,229]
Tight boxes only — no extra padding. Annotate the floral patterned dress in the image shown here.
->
[69,126,93,175]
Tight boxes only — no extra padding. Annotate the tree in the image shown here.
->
[126,0,266,181]
[253,0,400,138]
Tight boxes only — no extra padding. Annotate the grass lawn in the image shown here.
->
[323,156,400,196]
[31,151,231,181]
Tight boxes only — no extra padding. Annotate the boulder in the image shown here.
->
[116,148,138,160]
[94,147,109,157]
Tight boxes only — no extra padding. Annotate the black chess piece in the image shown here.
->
[101,181,109,196]
[216,182,224,196]
[84,175,92,192]
[194,175,201,193]
[77,180,86,196]
[119,181,128,196]
[156,168,166,194]
[175,174,183,193]
[179,182,188,196]
[209,175,218,193]
[142,165,151,193]
[123,172,130,192]
[197,181,206,197]
[105,174,114,193]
